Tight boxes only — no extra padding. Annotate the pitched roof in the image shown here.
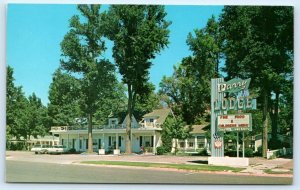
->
[186,124,208,134]
[143,108,172,124]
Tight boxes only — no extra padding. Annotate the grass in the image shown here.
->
[264,169,293,175]
[80,161,244,172]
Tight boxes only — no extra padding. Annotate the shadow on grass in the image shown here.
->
[187,160,208,165]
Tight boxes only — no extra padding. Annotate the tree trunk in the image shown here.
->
[271,92,279,148]
[87,114,93,153]
[262,92,269,158]
[174,140,177,156]
[125,84,132,154]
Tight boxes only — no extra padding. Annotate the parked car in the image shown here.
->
[48,145,68,154]
[31,144,50,154]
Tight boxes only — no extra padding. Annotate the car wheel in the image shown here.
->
[35,152,38,154]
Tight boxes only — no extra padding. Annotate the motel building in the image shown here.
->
[50,108,171,154]
[50,108,209,154]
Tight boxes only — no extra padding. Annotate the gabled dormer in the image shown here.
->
[122,115,138,128]
[108,118,119,127]
[141,108,171,128]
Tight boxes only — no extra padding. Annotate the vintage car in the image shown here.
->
[30,144,50,154]
[48,145,68,154]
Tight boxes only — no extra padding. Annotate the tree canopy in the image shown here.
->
[103,5,171,153]
[60,5,117,153]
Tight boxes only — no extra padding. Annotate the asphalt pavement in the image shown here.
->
[5,151,293,184]
[6,160,293,184]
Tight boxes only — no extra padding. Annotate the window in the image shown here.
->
[86,139,88,149]
[149,118,154,123]
[179,142,185,148]
[198,142,205,148]
[189,142,194,148]
[79,140,82,149]
[197,136,205,148]
[118,136,121,147]
[98,139,101,149]
[61,139,64,146]
[72,139,75,149]
[139,136,143,147]
[109,136,112,146]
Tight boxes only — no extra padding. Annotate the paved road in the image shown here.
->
[6,161,292,184]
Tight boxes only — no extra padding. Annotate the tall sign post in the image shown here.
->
[209,78,256,167]
[210,78,224,157]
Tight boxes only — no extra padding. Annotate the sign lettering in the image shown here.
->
[218,78,251,93]
[217,114,252,132]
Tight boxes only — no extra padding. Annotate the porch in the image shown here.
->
[56,129,161,155]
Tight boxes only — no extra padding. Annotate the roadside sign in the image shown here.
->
[217,114,252,132]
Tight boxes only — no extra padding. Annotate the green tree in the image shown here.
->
[93,82,127,125]
[162,116,190,155]
[134,82,162,121]
[220,6,293,157]
[159,16,220,125]
[48,69,83,126]
[60,5,116,153]
[6,66,29,140]
[27,93,48,139]
[103,5,171,153]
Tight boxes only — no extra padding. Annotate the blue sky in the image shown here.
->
[7,4,223,106]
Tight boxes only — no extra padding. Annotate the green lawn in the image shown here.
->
[264,169,293,175]
[80,161,244,172]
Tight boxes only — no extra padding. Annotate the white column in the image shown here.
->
[102,133,105,149]
[130,130,133,152]
[116,133,119,149]
[67,134,69,149]
[185,139,188,152]
[77,133,80,151]
[52,133,54,146]
[194,136,197,151]
[153,132,156,154]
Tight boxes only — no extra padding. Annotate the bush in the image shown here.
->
[156,146,169,155]
[6,142,26,151]
[198,148,208,156]
[245,148,254,157]
[68,148,77,154]
[225,148,254,157]
[253,146,262,157]
[144,147,153,153]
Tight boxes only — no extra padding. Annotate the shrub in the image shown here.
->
[244,148,254,157]
[156,146,169,155]
[198,148,208,156]
[253,146,262,157]
[68,148,76,154]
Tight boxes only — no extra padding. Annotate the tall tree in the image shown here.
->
[93,81,127,125]
[134,82,162,121]
[6,66,29,140]
[103,5,170,153]
[220,6,293,157]
[48,69,83,126]
[162,116,191,155]
[27,93,48,139]
[60,5,116,153]
[159,16,220,124]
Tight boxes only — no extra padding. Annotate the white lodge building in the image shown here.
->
[50,108,171,154]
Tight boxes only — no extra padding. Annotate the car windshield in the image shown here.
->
[33,145,41,148]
